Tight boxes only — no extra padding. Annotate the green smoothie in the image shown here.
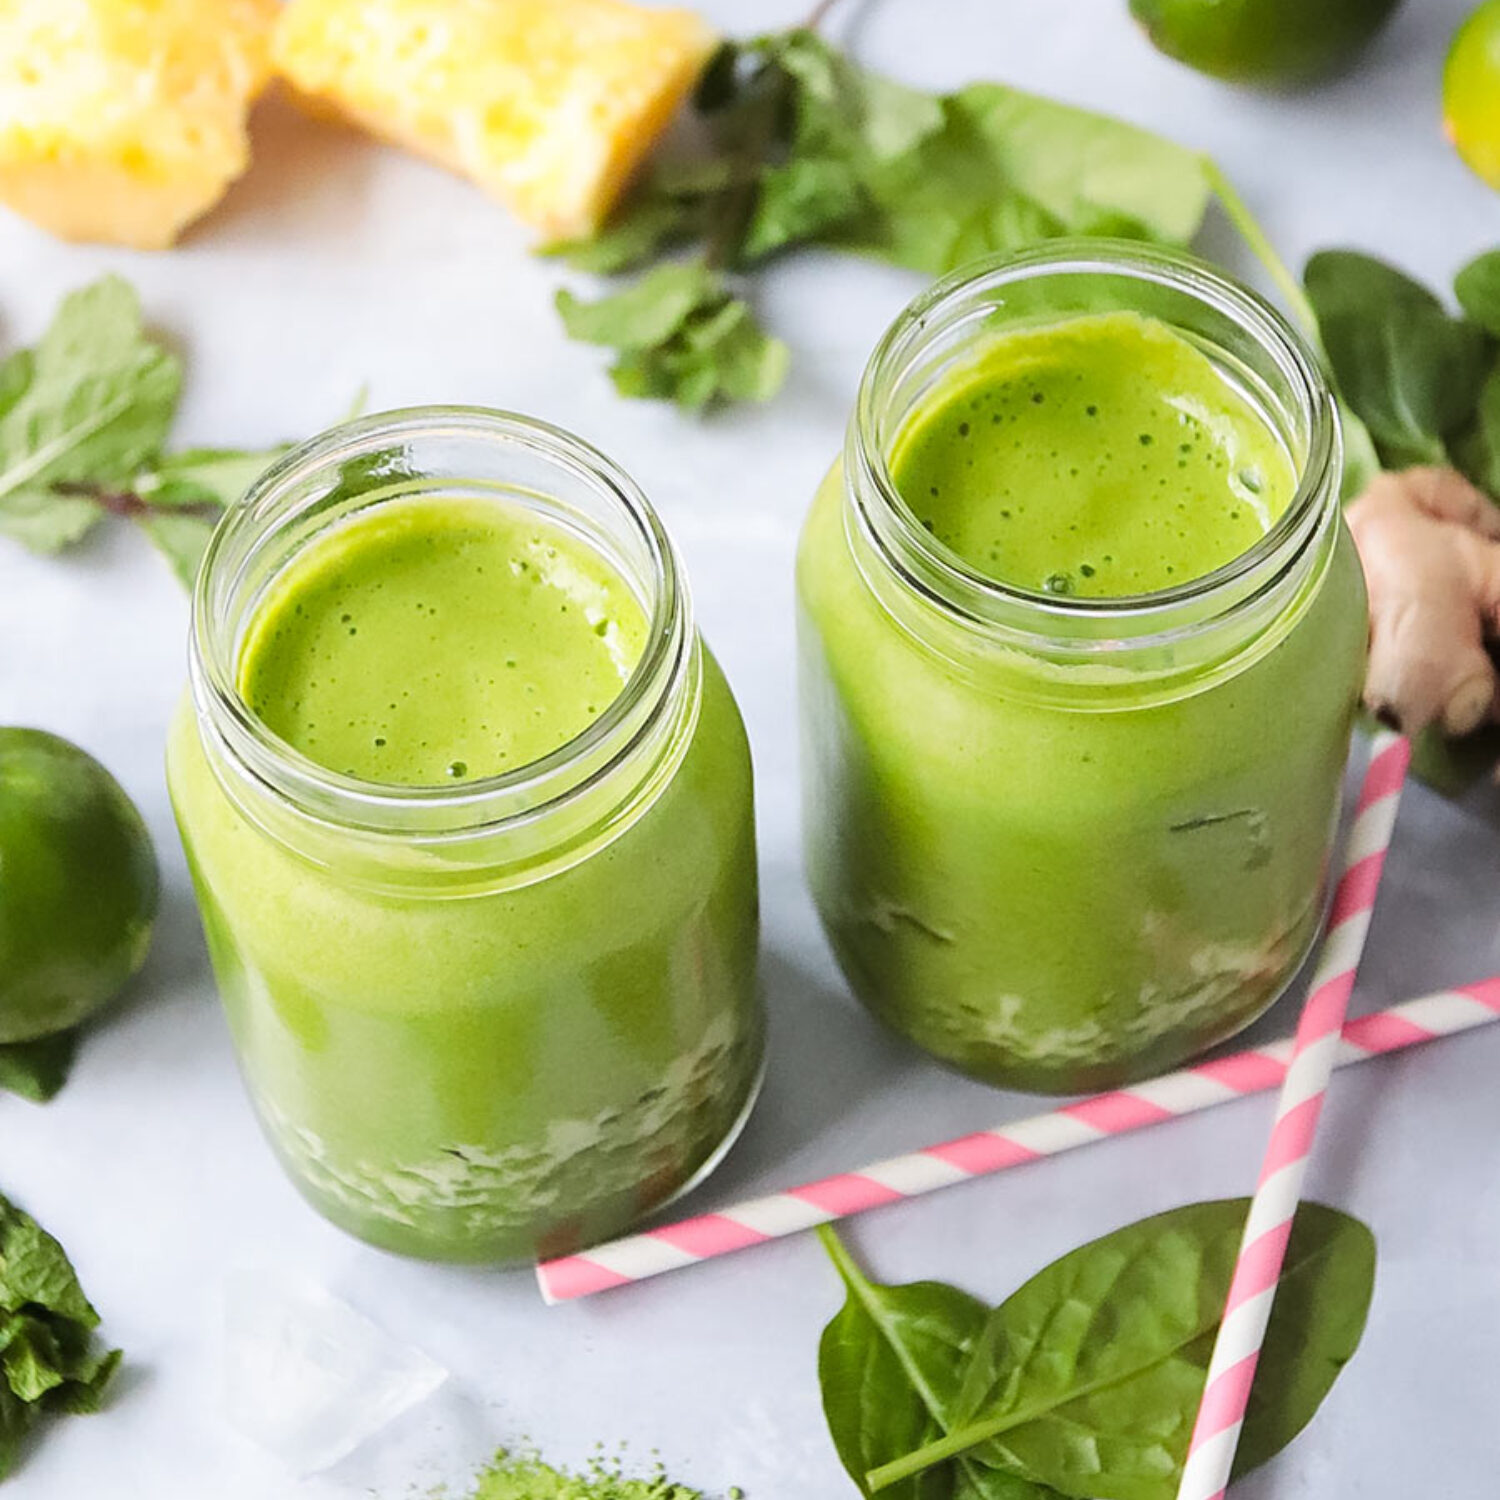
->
[170,483,762,1262]
[892,312,1295,597]
[239,497,648,783]
[798,305,1366,1091]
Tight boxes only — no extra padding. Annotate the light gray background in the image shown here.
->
[3,1,1499,1494]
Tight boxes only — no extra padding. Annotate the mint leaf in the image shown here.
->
[741,155,864,262]
[557,262,722,349]
[140,446,280,510]
[544,191,705,274]
[0,276,181,552]
[0,1195,119,1480]
[0,349,32,421]
[0,1032,78,1104]
[140,510,220,589]
[557,264,787,410]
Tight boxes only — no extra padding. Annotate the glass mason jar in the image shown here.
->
[797,244,1368,1094]
[168,409,764,1263]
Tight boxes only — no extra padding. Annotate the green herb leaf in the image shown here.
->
[1304,251,1490,469]
[0,1194,120,1480]
[550,29,1209,405]
[866,1200,1373,1499]
[0,1032,78,1104]
[1452,364,1500,500]
[557,262,722,349]
[140,510,220,590]
[1454,250,1500,338]
[543,189,706,274]
[833,83,1209,276]
[557,264,787,410]
[139,446,281,510]
[818,1227,1062,1500]
[1337,397,1383,501]
[0,276,180,553]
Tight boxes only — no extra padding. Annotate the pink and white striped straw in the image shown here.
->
[538,743,1452,1306]
[1176,728,1410,1500]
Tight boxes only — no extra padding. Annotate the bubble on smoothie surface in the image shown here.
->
[222,1268,447,1474]
[237,497,649,786]
[889,311,1297,598]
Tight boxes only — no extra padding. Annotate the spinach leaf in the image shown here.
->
[0,1193,121,1479]
[1304,250,1491,469]
[863,1200,1373,1500]
[1452,364,1500,499]
[1454,249,1500,338]
[818,1227,1063,1500]
[838,84,1208,276]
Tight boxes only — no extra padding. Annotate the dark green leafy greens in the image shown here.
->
[818,1200,1374,1500]
[1301,247,1500,790]
[819,1226,1059,1500]
[1304,251,1491,471]
[0,1033,78,1105]
[0,277,282,586]
[0,1193,120,1479]
[556,263,788,410]
[549,26,1210,409]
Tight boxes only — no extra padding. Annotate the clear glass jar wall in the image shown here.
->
[796,244,1368,1093]
[168,409,764,1262]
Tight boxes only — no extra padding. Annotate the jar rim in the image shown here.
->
[189,405,693,841]
[847,239,1341,646]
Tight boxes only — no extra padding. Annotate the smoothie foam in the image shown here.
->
[892,311,1296,597]
[239,497,647,784]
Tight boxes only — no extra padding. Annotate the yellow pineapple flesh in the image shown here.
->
[273,0,718,241]
[0,0,278,250]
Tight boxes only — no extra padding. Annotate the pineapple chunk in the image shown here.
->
[0,0,277,250]
[273,0,717,241]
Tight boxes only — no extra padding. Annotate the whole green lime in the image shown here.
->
[1130,0,1404,85]
[1446,0,1500,190]
[0,729,158,1043]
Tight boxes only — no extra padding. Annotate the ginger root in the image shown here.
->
[1346,467,1500,737]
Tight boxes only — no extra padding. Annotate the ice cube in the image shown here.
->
[222,1268,448,1474]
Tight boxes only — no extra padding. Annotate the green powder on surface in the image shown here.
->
[448,1448,741,1500]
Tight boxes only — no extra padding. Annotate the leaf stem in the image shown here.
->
[50,479,219,522]
[1202,157,1319,343]
[50,479,150,519]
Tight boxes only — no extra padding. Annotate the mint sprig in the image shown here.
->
[0,277,283,586]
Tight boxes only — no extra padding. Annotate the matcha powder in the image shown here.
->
[451,1449,743,1500]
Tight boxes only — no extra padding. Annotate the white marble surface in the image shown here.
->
[4,1,1500,1494]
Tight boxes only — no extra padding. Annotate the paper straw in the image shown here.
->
[540,903,1493,1304]
[1175,729,1410,1500]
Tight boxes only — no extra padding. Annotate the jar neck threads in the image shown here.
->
[842,242,1342,698]
[188,407,697,889]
